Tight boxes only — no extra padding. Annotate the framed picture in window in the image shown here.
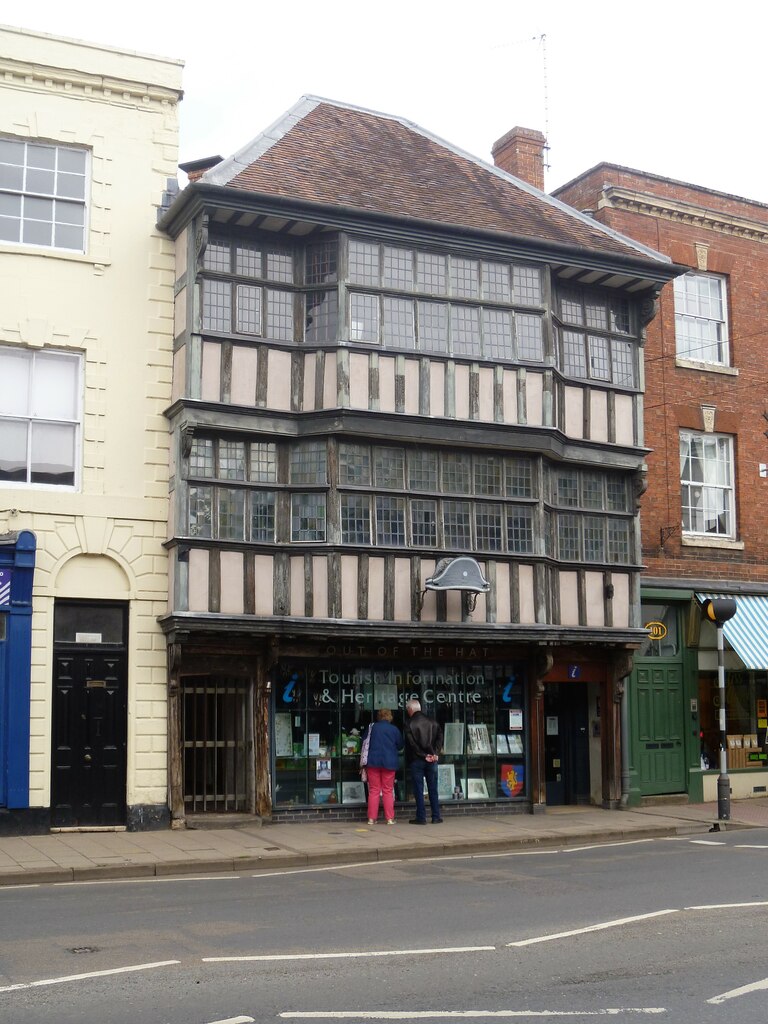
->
[466,778,489,800]
[443,722,464,755]
[467,723,492,755]
[342,780,366,804]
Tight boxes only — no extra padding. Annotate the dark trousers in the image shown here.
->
[410,759,441,822]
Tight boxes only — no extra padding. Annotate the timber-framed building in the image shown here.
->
[158,98,680,822]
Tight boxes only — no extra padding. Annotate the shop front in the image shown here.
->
[272,658,528,816]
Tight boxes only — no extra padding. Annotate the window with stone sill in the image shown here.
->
[673,272,729,367]
[679,430,735,538]
[0,345,81,488]
[0,138,87,252]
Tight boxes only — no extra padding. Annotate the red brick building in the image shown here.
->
[550,165,768,804]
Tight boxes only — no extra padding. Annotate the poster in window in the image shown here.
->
[507,734,524,755]
[500,763,525,798]
[467,723,492,755]
[316,758,332,780]
[423,763,456,801]
[342,780,366,804]
[496,733,510,754]
[509,709,523,731]
[443,722,464,755]
[274,713,293,757]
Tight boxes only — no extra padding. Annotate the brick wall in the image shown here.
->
[555,166,768,584]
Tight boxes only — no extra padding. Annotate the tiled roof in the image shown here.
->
[202,97,669,266]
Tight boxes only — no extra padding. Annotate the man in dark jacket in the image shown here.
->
[404,698,443,824]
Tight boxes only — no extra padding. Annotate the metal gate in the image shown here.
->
[182,677,250,813]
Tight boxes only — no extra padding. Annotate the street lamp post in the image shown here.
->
[704,598,738,823]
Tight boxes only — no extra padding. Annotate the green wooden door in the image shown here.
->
[633,663,686,794]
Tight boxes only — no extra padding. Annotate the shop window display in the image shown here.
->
[272,662,527,808]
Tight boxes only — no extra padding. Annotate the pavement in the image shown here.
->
[1,798,767,888]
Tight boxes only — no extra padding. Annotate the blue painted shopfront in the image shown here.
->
[0,531,35,809]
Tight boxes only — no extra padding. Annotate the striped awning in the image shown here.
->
[697,593,768,670]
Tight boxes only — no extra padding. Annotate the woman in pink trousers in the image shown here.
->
[362,708,404,825]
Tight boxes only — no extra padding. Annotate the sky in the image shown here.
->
[7,1,767,202]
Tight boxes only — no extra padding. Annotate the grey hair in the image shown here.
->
[405,699,421,713]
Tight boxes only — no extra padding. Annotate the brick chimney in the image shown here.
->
[491,127,546,191]
[179,155,224,183]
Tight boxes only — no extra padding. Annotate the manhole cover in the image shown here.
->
[69,946,100,954]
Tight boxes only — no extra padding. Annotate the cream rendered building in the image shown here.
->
[0,26,183,832]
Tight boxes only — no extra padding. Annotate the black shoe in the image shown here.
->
[409,818,427,825]
[432,818,444,823]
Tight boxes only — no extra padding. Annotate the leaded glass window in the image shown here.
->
[475,503,503,550]
[474,456,503,496]
[348,239,379,286]
[202,279,232,332]
[450,257,479,299]
[507,506,534,553]
[607,520,631,563]
[443,453,471,494]
[291,493,326,541]
[450,306,481,356]
[482,262,511,303]
[219,440,246,480]
[416,252,447,295]
[583,516,605,562]
[236,284,261,334]
[305,290,338,343]
[350,293,380,342]
[411,500,437,546]
[382,297,415,348]
[513,266,542,306]
[375,495,406,545]
[189,486,213,538]
[374,448,405,488]
[290,442,327,485]
[443,500,472,549]
[383,246,413,290]
[482,309,514,361]
[341,494,371,544]
[266,290,294,341]
[408,450,439,491]
[251,492,275,542]
[218,488,245,540]
[339,444,371,485]
[505,458,534,498]
[417,301,449,352]
[516,314,544,361]
[190,438,215,477]
[306,240,338,285]
[558,513,580,560]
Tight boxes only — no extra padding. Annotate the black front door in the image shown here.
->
[51,603,128,827]
[544,682,590,805]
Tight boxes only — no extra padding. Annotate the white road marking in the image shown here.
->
[207,1017,255,1024]
[685,900,768,910]
[279,1010,668,1018]
[252,860,402,878]
[0,884,39,892]
[734,844,768,849]
[564,840,656,853]
[0,959,180,994]
[707,976,768,1004]
[689,840,725,846]
[204,946,495,963]
[507,910,678,947]
[53,875,242,886]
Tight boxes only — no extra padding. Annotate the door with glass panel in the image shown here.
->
[632,602,687,795]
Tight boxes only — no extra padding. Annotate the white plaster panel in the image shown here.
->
[585,572,605,627]
[419,559,437,622]
[564,386,584,439]
[446,590,463,622]
[477,367,494,422]
[290,556,306,617]
[303,352,317,411]
[253,555,274,616]
[559,571,580,626]
[201,341,221,402]
[393,558,411,620]
[220,551,244,614]
[404,359,419,415]
[429,361,444,417]
[268,349,292,410]
[495,563,511,623]
[455,364,470,420]
[230,346,258,407]
[518,564,536,623]
[188,548,209,612]
[526,372,543,426]
[379,356,396,412]
[312,556,328,618]
[614,394,635,446]
[612,573,630,628]
[590,390,609,442]
[368,558,385,620]
[323,354,337,409]
[173,286,186,339]
[349,353,370,409]
[502,369,518,425]
[341,555,359,619]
